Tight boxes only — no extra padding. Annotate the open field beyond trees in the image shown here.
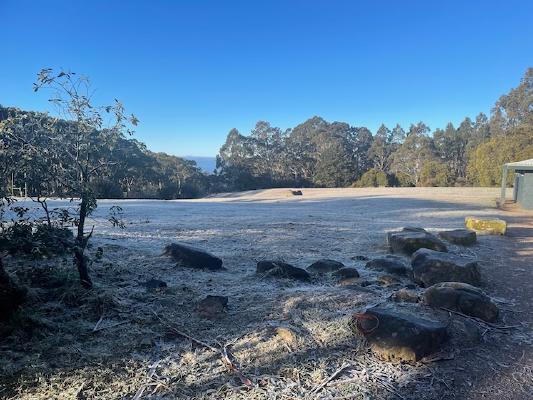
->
[1,187,532,400]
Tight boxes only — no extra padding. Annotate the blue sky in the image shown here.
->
[1,1,532,157]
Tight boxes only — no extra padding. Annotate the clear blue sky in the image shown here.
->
[1,1,532,157]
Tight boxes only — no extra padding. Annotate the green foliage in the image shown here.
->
[492,67,533,129]
[0,205,74,258]
[1,67,532,213]
[314,140,355,187]
[217,117,373,188]
[368,124,398,171]
[353,168,390,187]
[392,172,414,187]
[464,68,533,186]
[433,121,469,181]
[419,161,453,187]
[467,125,533,186]
[0,107,212,199]
[390,123,434,186]
[0,68,140,287]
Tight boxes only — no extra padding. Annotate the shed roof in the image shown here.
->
[504,158,533,171]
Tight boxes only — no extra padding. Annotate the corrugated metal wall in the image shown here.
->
[516,172,533,209]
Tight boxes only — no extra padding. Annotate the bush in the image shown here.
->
[454,177,470,187]
[0,222,34,254]
[419,161,453,187]
[0,205,74,258]
[353,168,391,187]
[390,172,414,187]
[0,223,74,258]
[33,225,75,256]
[467,126,533,186]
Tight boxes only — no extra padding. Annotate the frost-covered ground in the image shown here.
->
[13,187,513,255]
[2,187,532,400]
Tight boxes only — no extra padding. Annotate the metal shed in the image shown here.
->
[500,158,533,209]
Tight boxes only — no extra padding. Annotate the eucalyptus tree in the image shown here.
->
[390,122,434,186]
[249,121,285,181]
[351,126,374,179]
[368,124,392,171]
[32,69,138,288]
[217,128,258,190]
[433,122,469,180]
[492,67,533,130]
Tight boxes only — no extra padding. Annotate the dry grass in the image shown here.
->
[1,188,532,399]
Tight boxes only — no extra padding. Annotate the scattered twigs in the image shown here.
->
[376,376,406,400]
[440,307,520,330]
[151,310,253,388]
[92,320,128,332]
[421,352,455,363]
[326,362,407,400]
[219,342,253,387]
[327,376,362,387]
[74,382,85,398]
[310,363,352,396]
[133,360,161,400]
[92,310,128,333]
[152,310,218,351]
[92,313,104,332]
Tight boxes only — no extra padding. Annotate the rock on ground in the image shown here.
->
[387,227,448,255]
[449,318,481,345]
[307,259,345,273]
[197,295,228,318]
[391,288,419,303]
[377,274,401,286]
[465,217,507,235]
[411,248,481,287]
[423,282,499,322]
[164,243,223,270]
[333,267,360,279]
[336,277,360,286]
[351,306,448,362]
[365,255,410,276]
[274,326,298,345]
[256,260,311,281]
[438,229,477,245]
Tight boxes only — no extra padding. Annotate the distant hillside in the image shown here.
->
[184,156,217,174]
[0,105,214,199]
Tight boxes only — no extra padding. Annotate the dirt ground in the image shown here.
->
[1,187,532,400]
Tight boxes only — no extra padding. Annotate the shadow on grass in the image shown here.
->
[1,194,532,399]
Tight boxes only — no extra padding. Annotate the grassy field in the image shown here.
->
[1,187,532,399]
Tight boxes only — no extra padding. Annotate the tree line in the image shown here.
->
[0,67,530,288]
[0,108,214,200]
[216,68,532,190]
[1,68,532,202]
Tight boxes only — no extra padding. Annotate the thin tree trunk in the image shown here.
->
[75,194,92,288]
[38,197,52,228]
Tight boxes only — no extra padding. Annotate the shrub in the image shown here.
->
[391,172,414,187]
[353,168,391,187]
[0,206,74,258]
[467,126,533,186]
[419,161,453,187]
